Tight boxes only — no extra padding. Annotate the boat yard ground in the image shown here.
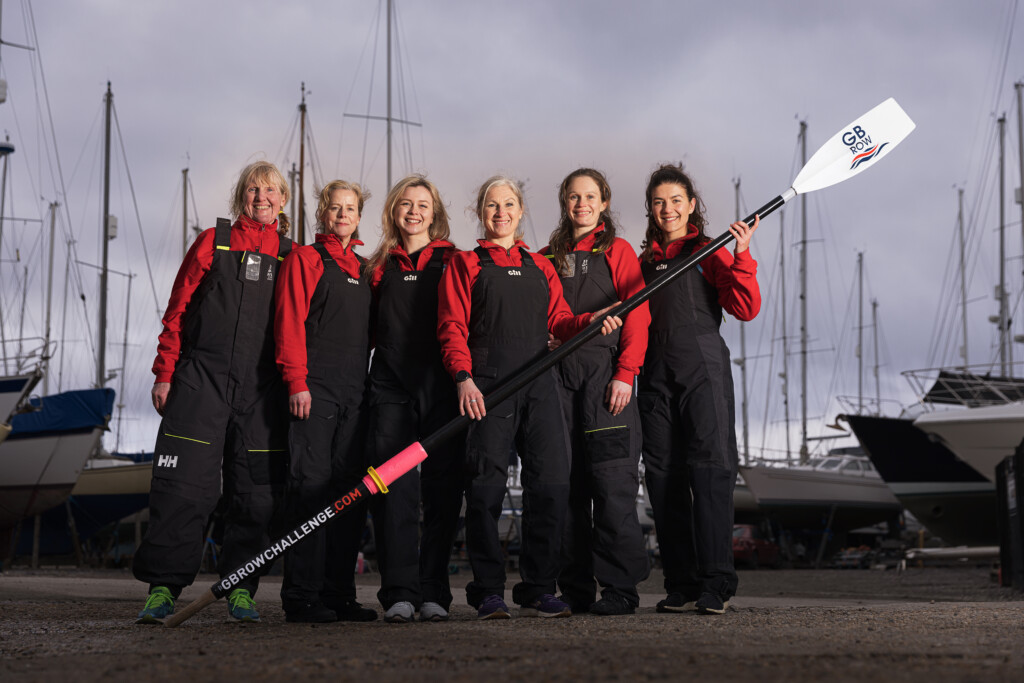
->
[1,566,1022,682]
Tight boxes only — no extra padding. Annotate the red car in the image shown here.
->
[732,524,780,569]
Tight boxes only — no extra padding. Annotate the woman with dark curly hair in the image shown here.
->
[541,168,650,616]
[638,163,760,616]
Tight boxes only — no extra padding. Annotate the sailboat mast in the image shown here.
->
[998,114,1008,376]
[182,167,188,259]
[0,136,9,373]
[43,202,57,394]
[734,177,749,465]
[799,120,808,464]
[387,0,393,190]
[298,83,307,246]
[957,187,968,371]
[98,81,112,388]
[872,298,880,414]
[857,251,863,413]
[779,209,791,463]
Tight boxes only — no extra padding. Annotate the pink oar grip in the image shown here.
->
[362,442,428,494]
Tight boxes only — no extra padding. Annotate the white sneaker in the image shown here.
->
[419,601,449,622]
[384,601,415,623]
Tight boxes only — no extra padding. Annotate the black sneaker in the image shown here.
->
[556,594,592,614]
[325,598,378,622]
[590,593,635,616]
[695,592,730,615]
[656,593,698,613]
[285,601,337,623]
[520,594,571,618]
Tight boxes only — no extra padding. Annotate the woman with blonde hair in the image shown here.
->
[365,174,462,623]
[273,178,378,623]
[437,175,621,620]
[135,160,294,624]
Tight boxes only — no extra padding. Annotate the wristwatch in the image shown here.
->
[455,370,472,383]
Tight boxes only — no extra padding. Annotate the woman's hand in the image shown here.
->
[590,302,623,336]
[547,333,562,351]
[151,382,171,415]
[289,391,312,419]
[604,379,632,416]
[729,214,760,254]
[458,377,486,420]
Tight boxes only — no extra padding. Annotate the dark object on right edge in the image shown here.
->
[996,442,1024,591]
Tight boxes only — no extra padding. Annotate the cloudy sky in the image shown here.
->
[1,0,1021,456]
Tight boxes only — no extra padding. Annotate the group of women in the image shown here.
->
[132,158,761,625]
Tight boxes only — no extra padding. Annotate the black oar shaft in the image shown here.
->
[421,193,787,453]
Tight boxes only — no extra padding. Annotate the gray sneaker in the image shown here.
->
[384,601,415,623]
[419,601,449,622]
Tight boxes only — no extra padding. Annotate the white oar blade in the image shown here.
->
[792,98,915,195]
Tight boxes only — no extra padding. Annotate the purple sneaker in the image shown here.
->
[520,594,571,618]
[477,595,511,620]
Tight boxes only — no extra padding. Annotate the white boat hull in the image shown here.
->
[913,402,1024,483]
[0,427,105,526]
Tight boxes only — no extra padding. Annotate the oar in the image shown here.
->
[164,97,914,627]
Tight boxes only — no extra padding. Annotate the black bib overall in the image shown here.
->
[134,219,291,597]
[368,248,462,611]
[638,247,739,601]
[281,242,373,609]
[462,246,571,608]
[551,245,649,609]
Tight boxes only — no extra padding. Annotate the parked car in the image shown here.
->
[732,524,780,569]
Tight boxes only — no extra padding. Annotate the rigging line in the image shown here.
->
[757,250,782,458]
[336,0,381,175]
[24,0,91,329]
[111,103,162,317]
[305,116,324,192]
[926,212,962,366]
[275,110,300,169]
[392,8,416,174]
[187,174,201,231]
[359,0,383,187]
[963,0,1017,191]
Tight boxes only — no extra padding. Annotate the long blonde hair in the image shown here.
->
[367,175,451,273]
[229,160,291,236]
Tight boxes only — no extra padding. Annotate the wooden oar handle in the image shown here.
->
[163,588,217,628]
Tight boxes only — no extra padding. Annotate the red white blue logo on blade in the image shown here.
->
[850,142,889,170]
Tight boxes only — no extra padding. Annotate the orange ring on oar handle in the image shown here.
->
[366,466,388,495]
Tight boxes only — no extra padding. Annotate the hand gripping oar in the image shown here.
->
[164,98,914,627]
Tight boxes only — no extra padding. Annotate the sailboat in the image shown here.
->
[843,91,1024,545]
[0,42,119,559]
[737,123,903,553]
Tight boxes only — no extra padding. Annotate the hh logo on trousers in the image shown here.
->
[158,454,179,468]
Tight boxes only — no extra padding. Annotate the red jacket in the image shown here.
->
[367,239,457,292]
[437,239,593,380]
[274,233,366,396]
[540,226,650,385]
[646,225,761,321]
[152,215,286,383]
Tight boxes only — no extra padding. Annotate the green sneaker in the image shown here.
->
[136,586,175,624]
[227,588,260,622]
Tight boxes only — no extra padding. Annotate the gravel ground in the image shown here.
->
[1,566,1023,682]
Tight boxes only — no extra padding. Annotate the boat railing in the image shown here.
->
[901,362,1024,409]
[0,337,51,376]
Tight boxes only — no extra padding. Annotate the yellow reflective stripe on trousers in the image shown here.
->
[583,425,627,434]
[164,433,212,445]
